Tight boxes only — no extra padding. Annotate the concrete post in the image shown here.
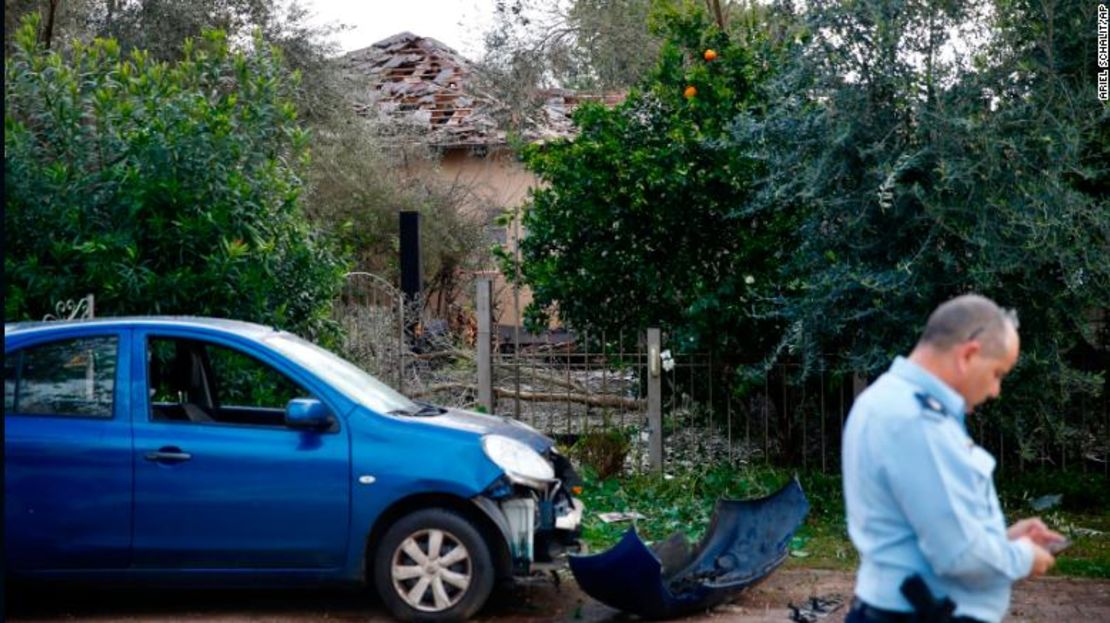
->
[647,328,663,473]
[477,277,493,414]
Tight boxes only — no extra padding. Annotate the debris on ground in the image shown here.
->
[787,594,846,622]
[570,478,809,619]
[597,511,647,523]
[1030,494,1063,511]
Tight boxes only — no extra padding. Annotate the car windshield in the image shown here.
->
[263,333,418,415]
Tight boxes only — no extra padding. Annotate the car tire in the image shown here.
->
[373,508,495,623]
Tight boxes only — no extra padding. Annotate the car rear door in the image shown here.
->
[4,328,133,570]
[130,328,351,569]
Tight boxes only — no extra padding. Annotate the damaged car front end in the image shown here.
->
[355,406,586,622]
[473,437,586,573]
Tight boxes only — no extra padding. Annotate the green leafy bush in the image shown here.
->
[4,16,344,341]
[569,428,632,480]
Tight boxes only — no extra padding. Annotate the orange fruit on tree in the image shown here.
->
[684,85,697,99]
[704,49,718,61]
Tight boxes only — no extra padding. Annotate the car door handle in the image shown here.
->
[145,448,192,463]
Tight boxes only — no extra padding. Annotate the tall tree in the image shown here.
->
[4,0,347,122]
[481,0,662,93]
[736,0,1108,461]
[4,0,98,54]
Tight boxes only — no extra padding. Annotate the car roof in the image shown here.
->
[4,316,283,340]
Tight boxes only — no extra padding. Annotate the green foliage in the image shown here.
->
[732,0,1109,457]
[4,0,348,124]
[508,0,1106,467]
[480,0,667,105]
[996,471,1110,579]
[997,470,1110,514]
[303,123,491,298]
[565,0,662,90]
[578,464,808,547]
[569,428,632,480]
[4,16,345,341]
[580,465,1110,577]
[207,344,305,408]
[504,4,790,358]
[481,1,773,94]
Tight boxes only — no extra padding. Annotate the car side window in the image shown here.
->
[148,336,312,427]
[4,337,118,418]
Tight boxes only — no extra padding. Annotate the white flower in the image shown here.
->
[744,275,755,285]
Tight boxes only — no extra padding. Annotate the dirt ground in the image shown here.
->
[7,567,1110,623]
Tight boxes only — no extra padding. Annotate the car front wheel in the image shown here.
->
[373,508,495,622]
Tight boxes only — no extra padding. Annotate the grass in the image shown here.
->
[576,465,1110,579]
[1050,512,1110,577]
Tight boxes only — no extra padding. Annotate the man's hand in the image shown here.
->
[1008,517,1067,548]
[1027,541,1055,577]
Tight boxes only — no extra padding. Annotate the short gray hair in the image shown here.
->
[918,294,1019,356]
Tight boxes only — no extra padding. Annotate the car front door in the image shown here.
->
[130,329,350,569]
[4,330,133,570]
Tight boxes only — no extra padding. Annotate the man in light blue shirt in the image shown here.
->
[843,295,1062,623]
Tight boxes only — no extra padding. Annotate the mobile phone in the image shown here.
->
[1045,538,1071,555]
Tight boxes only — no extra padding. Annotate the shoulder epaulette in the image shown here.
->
[914,391,946,416]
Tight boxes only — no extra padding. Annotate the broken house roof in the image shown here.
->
[340,32,623,149]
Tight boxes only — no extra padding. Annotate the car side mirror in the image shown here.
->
[285,398,332,431]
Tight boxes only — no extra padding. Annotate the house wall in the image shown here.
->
[404,146,539,328]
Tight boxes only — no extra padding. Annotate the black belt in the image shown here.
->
[850,598,987,623]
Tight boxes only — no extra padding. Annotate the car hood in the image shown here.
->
[414,407,554,453]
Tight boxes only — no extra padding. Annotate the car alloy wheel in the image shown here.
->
[373,508,495,622]
[391,528,472,611]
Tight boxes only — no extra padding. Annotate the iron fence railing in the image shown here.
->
[334,277,1109,477]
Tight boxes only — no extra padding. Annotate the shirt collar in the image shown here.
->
[889,356,968,427]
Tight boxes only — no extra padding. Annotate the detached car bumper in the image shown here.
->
[568,478,809,619]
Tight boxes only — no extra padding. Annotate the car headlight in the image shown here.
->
[482,435,554,489]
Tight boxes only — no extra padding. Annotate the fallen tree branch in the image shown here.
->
[409,383,644,410]
[494,363,590,393]
[411,349,472,361]
[409,382,474,397]
[405,353,621,394]
[493,387,643,410]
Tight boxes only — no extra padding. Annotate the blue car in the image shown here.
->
[4,317,584,622]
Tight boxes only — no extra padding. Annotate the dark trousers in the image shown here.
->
[846,598,987,623]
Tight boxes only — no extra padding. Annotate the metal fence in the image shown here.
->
[43,294,95,321]
[334,272,407,392]
[334,275,1109,477]
[482,336,860,475]
[465,278,863,474]
[331,275,856,475]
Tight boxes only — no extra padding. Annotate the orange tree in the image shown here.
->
[501,4,793,358]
